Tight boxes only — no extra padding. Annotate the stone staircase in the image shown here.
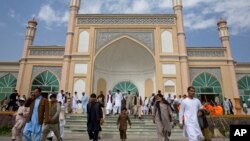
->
[65,114,184,139]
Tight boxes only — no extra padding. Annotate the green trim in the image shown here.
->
[0,74,17,100]
[31,71,59,93]
[112,81,138,96]
[238,76,250,96]
[192,72,222,95]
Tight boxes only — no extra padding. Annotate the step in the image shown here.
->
[66,120,154,125]
[66,114,154,119]
[64,113,180,134]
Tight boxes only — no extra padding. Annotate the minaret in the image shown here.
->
[217,19,232,59]
[217,18,241,114]
[22,18,37,58]
[60,0,81,90]
[172,0,190,94]
[16,18,37,93]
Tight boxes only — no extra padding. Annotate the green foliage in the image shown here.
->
[0,126,12,135]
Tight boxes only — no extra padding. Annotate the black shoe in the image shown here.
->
[47,137,53,141]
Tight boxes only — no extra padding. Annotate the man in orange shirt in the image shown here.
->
[204,102,214,115]
[214,104,223,116]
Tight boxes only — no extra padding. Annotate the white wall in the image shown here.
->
[78,31,89,52]
[73,79,85,100]
[74,64,87,74]
[162,64,176,75]
[161,30,174,53]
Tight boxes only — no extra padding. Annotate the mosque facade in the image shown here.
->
[1,0,250,114]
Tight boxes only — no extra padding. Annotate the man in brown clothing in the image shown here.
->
[41,94,61,141]
[117,107,132,141]
[23,87,49,141]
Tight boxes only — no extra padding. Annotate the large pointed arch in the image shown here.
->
[95,35,155,60]
[94,35,156,98]
[31,70,59,93]
[0,73,17,100]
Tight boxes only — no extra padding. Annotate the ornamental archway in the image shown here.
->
[93,36,155,98]
[112,81,138,96]
[31,70,59,94]
[238,75,250,106]
[192,72,222,103]
[0,73,17,100]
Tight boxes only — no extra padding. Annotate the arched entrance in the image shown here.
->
[145,79,154,98]
[238,75,250,106]
[97,78,106,95]
[94,37,155,98]
[192,72,222,103]
[0,73,17,100]
[31,71,59,94]
[112,81,138,96]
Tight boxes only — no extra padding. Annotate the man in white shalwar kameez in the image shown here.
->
[114,90,123,115]
[179,86,203,141]
[59,102,66,139]
[72,92,79,114]
[106,90,113,115]
[57,90,64,105]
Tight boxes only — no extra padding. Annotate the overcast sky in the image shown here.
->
[0,0,250,62]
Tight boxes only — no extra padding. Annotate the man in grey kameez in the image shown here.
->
[153,94,172,141]
[126,91,134,115]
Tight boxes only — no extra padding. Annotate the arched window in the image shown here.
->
[164,80,176,93]
[161,30,173,53]
[31,71,59,94]
[0,74,17,100]
[73,79,85,100]
[238,76,250,106]
[192,72,222,102]
[192,72,222,94]
[78,31,89,52]
[112,81,138,96]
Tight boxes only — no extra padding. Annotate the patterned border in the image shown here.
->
[190,68,222,82]
[77,17,175,25]
[30,50,64,56]
[31,66,62,81]
[96,30,154,52]
[0,72,18,79]
[187,50,225,57]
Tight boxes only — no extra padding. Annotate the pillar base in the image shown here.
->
[234,98,242,115]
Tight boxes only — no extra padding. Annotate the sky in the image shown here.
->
[0,0,250,62]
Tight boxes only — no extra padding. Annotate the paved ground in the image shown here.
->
[0,133,229,141]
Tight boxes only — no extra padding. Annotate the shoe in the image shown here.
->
[47,137,53,141]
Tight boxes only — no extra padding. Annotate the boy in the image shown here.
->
[117,107,132,141]
[11,97,26,141]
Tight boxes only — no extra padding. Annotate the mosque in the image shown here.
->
[0,0,250,114]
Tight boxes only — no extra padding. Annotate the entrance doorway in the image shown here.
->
[94,37,155,98]
[112,81,138,96]
[199,93,217,104]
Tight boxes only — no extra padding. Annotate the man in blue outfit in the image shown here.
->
[23,87,49,141]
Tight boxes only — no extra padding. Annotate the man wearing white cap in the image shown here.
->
[11,97,26,141]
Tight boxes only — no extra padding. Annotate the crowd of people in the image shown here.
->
[1,86,249,141]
